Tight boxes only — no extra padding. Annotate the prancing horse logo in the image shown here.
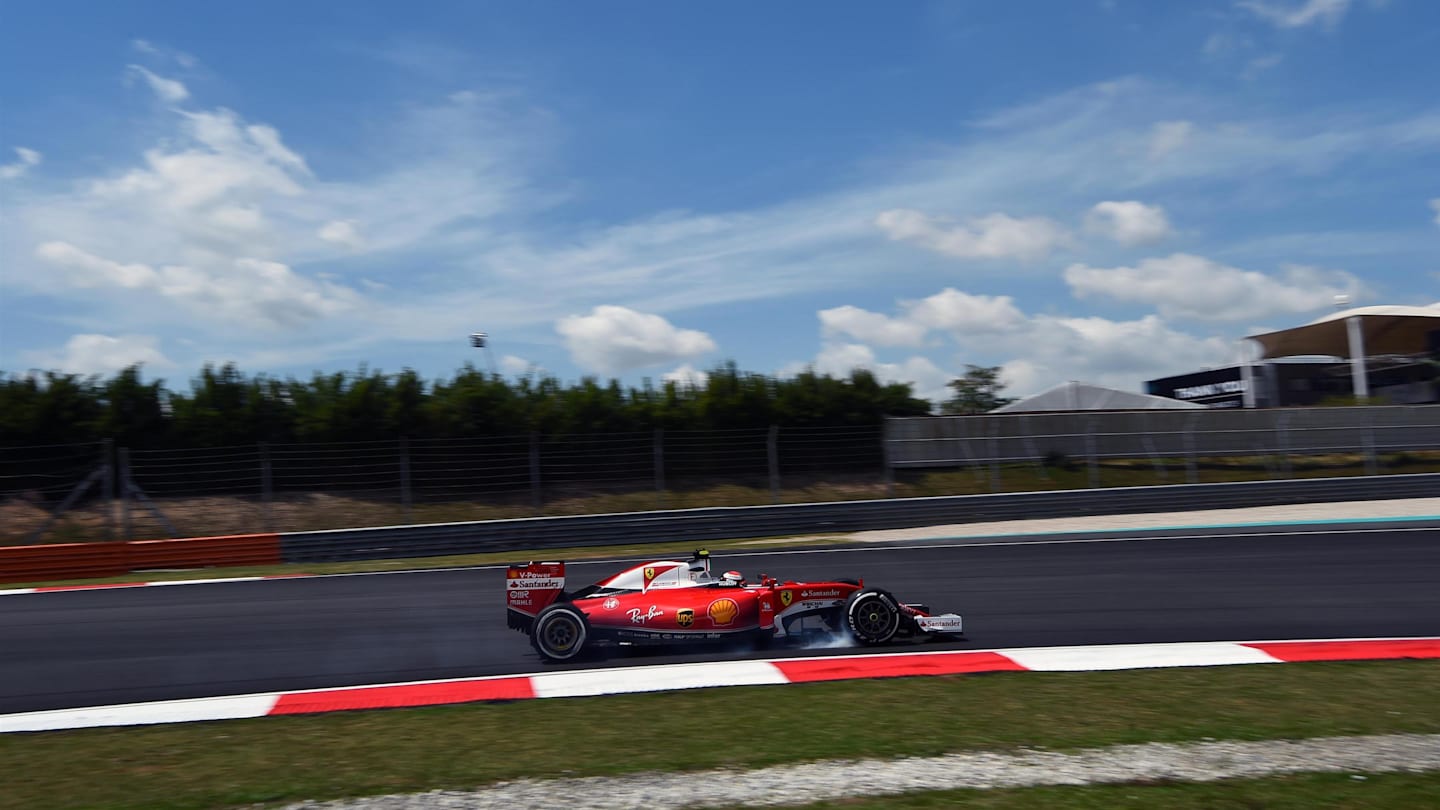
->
[779,590,793,608]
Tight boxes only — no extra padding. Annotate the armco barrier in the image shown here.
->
[278,472,1440,563]
[126,534,281,570]
[0,534,281,584]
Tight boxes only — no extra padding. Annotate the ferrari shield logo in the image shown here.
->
[676,608,694,627]
[644,567,657,583]
[779,590,793,608]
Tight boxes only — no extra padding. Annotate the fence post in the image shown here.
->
[102,439,115,542]
[960,432,985,488]
[1275,411,1292,478]
[1183,412,1199,484]
[767,425,781,503]
[399,436,412,523]
[1085,417,1100,489]
[1021,416,1048,480]
[119,447,133,542]
[529,432,542,513]
[880,421,895,498]
[1363,408,1378,475]
[259,442,273,532]
[653,428,666,509]
[988,421,1001,492]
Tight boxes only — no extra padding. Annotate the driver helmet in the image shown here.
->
[720,570,745,587]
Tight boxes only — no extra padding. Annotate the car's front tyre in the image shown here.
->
[844,588,902,645]
[530,603,590,662]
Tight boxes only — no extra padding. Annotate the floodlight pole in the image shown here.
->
[1346,316,1369,400]
[470,331,498,376]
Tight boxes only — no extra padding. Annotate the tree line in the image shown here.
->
[0,362,940,449]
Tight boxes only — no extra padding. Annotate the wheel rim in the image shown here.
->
[852,596,897,639]
[541,614,581,654]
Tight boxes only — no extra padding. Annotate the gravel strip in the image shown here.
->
[286,733,1440,809]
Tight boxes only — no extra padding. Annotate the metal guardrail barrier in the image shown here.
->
[278,472,1440,563]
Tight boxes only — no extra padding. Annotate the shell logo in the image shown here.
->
[707,597,739,626]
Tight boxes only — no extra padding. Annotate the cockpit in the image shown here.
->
[574,550,739,598]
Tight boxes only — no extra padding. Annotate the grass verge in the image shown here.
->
[2,660,1437,810]
[739,772,1440,809]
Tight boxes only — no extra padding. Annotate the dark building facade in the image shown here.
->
[1147,358,1438,408]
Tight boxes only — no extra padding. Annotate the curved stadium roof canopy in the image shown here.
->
[1249,305,1440,359]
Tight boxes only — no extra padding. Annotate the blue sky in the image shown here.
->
[2,0,1437,403]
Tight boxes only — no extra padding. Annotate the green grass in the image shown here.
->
[741,772,1440,809]
[2,660,1437,810]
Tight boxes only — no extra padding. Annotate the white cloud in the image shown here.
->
[1064,253,1363,321]
[819,305,929,348]
[318,220,365,250]
[21,334,176,377]
[1085,201,1175,246]
[818,289,1025,348]
[556,306,717,374]
[5,69,1435,380]
[875,209,1070,261]
[1018,313,1231,393]
[1237,0,1352,29]
[806,285,1239,401]
[1148,121,1193,160]
[2,85,554,370]
[662,363,710,388]
[789,342,951,405]
[89,108,310,216]
[1242,54,1285,79]
[126,65,190,104]
[131,39,197,68]
[1202,33,1245,58]
[906,289,1027,335]
[35,241,361,328]
[499,354,533,375]
[1430,198,1440,226]
[0,147,41,180]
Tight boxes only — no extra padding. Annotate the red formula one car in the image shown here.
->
[506,549,964,662]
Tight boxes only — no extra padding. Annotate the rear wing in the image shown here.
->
[506,561,566,632]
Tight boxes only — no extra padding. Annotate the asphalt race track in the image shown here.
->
[3,521,1438,714]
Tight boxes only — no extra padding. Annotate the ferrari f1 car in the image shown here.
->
[506,549,964,662]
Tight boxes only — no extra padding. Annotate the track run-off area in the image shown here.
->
[2,518,1438,728]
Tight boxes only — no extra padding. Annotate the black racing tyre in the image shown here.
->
[843,588,902,645]
[530,603,589,662]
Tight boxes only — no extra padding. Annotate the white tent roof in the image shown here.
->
[1249,305,1440,360]
[991,381,1207,413]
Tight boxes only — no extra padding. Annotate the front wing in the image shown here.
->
[912,613,964,635]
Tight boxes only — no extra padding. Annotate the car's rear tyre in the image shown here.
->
[531,603,589,662]
[844,588,902,645]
